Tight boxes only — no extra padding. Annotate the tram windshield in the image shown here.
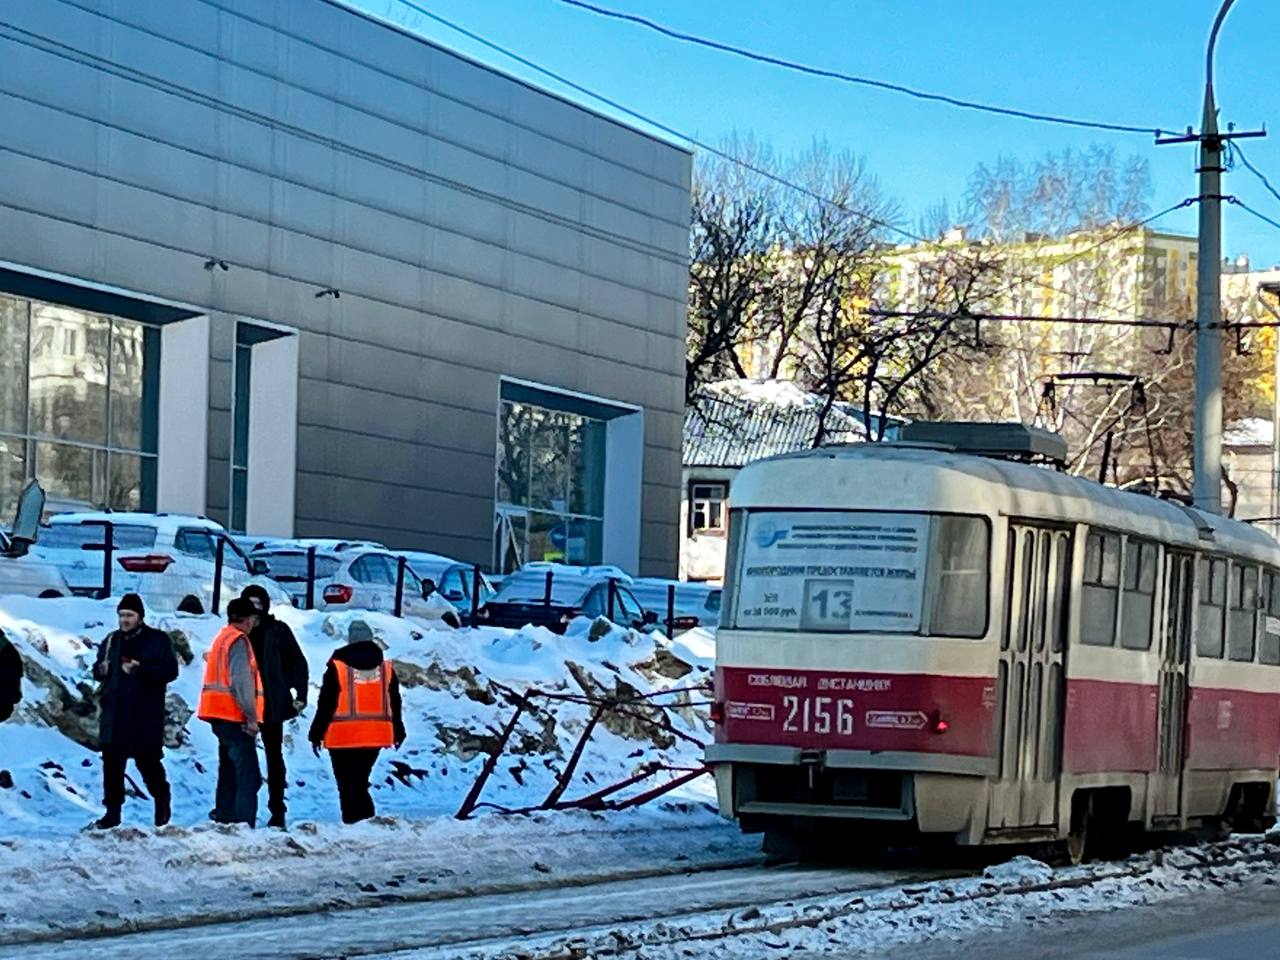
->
[725,510,989,638]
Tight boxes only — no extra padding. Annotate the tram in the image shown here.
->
[706,423,1280,859]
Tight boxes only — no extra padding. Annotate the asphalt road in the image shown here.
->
[903,875,1280,960]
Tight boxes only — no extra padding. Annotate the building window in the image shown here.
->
[0,293,158,518]
[689,482,728,535]
[495,397,607,572]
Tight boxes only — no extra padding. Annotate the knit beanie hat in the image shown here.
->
[347,619,374,644]
[117,593,145,617]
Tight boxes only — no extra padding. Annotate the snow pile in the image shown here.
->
[0,596,714,835]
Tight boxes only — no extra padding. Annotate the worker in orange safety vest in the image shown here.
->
[198,597,265,827]
[308,620,405,823]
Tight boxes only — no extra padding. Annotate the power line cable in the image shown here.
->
[556,0,1174,136]
[1229,142,1280,211]
[1226,196,1280,234]
[387,0,921,243]
[393,1,1192,319]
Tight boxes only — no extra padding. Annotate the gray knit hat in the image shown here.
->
[347,619,374,644]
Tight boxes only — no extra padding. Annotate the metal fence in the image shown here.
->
[69,521,682,633]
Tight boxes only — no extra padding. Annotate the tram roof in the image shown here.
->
[734,443,1280,564]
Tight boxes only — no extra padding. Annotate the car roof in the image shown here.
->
[45,512,224,532]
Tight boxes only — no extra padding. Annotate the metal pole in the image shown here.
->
[305,546,316,610]
[394,555,407,618]
[470,563,482,629]
[212,535,225,615]
[1193,0,1236,515]
[102,521,114,599]
[666,583,676,637]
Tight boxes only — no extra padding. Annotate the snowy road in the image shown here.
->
[0,863,950,960]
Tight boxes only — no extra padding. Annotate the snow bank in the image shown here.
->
[0,597,714,836]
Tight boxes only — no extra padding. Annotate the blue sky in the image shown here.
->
[351,0,1280,266]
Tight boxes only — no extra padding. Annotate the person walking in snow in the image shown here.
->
[198,597,264,827]
[308,620,405,824]
[240,584,309,829]
[419,578,462,629]
[0,628,23,723]
[92,594,180,829]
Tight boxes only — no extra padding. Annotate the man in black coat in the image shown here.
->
[0,629,23,723]
[92,593,180,829]
[241,584,309,829]
[308,620,405,824]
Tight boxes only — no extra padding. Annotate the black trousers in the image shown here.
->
[259,720,288,820]
[102,745,169,811]
[329,748,380,824]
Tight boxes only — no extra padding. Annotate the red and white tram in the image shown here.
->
[707,424,1280,858]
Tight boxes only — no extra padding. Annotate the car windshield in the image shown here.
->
[40,523,157,550]
[494,570,594,606]
[255,551,342,580]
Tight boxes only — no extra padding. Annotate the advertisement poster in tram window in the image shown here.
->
[737,512,928,632]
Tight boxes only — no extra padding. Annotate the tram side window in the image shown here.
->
[1196,558,1227,659]
[1227,564,1259,663]
[1261,571,1280,665]
[1119,539,1157,650]
[926,515,990,638]
[1081,532,1120,646]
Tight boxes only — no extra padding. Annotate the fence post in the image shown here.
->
[666,583,676,637]
[102,521,114,600]
[543,570,553,606]
[305,546,316,610]
[394,555,407,618]
[607,577,617,622]
[212,535,226,616]
[470,563,482,629]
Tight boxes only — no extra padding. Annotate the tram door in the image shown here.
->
[1152,552,1193,822]
[988,525,1073,830]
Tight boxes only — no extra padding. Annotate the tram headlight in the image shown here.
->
[930,710,949,735]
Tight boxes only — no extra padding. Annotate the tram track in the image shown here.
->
[392,834,1280,960]
[2,858,962,960]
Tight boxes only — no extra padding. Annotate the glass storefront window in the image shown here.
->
[0,294,158,519]
[495,398,608,572]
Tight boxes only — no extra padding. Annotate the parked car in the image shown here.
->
[400,551,496,616]
[276,538,387,553]
[477,567,654,634]
[0,481,73,599]
[254,546,458,625]
[249,545,345,607]
[28,512,289,613]
[629,578,722,631]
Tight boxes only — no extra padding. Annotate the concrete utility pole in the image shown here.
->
[1158,0,1263,514]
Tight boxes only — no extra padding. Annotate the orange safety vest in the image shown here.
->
[323,660,395,749]
[197,625,265,724]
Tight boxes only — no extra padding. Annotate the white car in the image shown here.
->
[254,545,459,625]
[629,578,723,631]
[29,512,289,613]
[0,481,73,599]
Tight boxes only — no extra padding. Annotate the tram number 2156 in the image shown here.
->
[781,695,855,735]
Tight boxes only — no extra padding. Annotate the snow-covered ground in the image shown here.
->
[0,596,715,835]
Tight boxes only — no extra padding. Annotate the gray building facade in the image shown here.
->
[0,0,690,575]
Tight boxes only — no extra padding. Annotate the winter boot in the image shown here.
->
[93,807,122,830]
[267,813,286,829]
[154,792,172,828]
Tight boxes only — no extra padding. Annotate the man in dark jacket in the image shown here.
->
[241,584,309,829]
[0,629,23,723]
[92,594,180,829]
[309,620,405,824]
